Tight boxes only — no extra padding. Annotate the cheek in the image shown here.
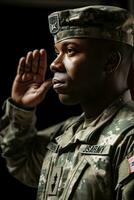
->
[63,55,90,79]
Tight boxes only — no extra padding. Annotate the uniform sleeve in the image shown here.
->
[0,98,64,188]
[113,129,134,200]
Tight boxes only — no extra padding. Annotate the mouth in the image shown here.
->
[52,78,68,93]
[52,78,64,87]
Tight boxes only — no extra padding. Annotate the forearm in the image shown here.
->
[0,98,46,187]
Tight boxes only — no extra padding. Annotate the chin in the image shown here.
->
[58,94,79,105]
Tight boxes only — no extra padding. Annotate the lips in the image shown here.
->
[52,78,65,89]
[52,75,69,93]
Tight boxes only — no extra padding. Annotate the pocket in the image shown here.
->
[61,156,89,200]
[36,153,53,200]
[61,155,111,200]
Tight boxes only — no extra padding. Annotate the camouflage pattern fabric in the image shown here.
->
[48,5,134,46]
[0,90,134,200]
[115,151,134,200]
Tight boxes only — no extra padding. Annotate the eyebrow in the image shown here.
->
[54,41,80,51]
[62,41,79,46]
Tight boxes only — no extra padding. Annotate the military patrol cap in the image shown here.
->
[48,5,134,46]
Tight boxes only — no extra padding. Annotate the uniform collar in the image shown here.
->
[55,90,132,149]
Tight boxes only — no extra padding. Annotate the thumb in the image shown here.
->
[38,79,52,98]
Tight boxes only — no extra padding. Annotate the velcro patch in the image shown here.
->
[47,142,59,153]
[128,155,134,173]
[48,167,62,196]
[80,144,111,155]
[48,13,60,34]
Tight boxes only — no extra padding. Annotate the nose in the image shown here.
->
[50,53,65,73]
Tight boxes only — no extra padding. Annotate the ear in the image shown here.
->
[104,51,122,74]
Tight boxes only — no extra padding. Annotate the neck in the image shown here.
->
[81,90,128,119]
[81,100,109,119]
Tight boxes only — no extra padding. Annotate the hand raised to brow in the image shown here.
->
[11,49,52,107]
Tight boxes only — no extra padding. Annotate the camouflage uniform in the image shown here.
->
[1,5,134,200]
[0,90,134,200]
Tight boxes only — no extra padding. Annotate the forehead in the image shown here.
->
[54,38,111,49]
[55,38,94,47]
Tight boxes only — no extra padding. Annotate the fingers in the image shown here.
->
[17,49,47,81]
[32,50,40,73]
[17,57,25,75]
[38,49,47,82]
[25,51,33,73]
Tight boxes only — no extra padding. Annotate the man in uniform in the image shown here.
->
[0,5,134,200]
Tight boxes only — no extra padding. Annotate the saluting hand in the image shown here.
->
[11,49,52,107]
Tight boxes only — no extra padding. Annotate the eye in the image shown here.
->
[66,47,76,56]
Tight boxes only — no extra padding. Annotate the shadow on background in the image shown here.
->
[0,0,131,199]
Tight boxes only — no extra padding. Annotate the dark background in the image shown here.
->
[0,0,133,199]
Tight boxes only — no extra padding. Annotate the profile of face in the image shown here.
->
[50,38,109,106]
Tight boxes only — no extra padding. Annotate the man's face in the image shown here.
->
[50,38,107,105]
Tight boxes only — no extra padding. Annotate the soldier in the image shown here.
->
[0,5,134,200]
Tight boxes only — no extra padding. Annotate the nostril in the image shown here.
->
[50,58,65,73]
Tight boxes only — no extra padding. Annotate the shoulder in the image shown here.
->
[110,101,134,137]
[115,101,134,120]
[38,114,83,140]
[116,151,134,200]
